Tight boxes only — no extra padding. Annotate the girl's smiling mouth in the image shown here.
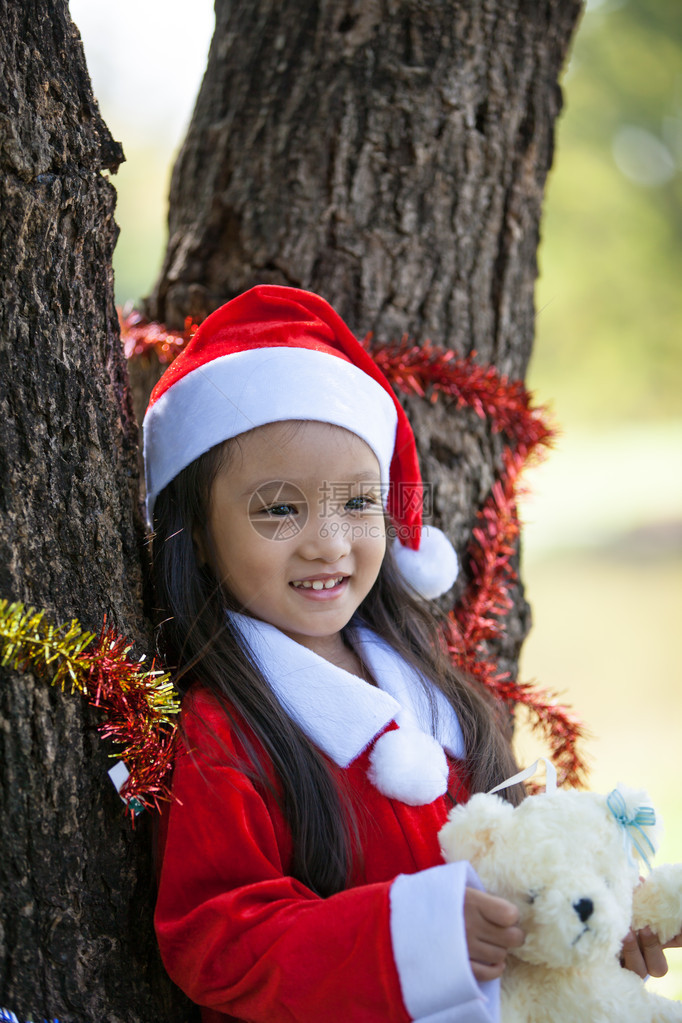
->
[290,575,347,592]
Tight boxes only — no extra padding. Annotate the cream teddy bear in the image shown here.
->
[439,778,682,1023]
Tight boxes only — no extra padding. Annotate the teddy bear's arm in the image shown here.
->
[648,990,682,1023]
[632,864,682,945]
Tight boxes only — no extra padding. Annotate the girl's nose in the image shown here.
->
[298,512,351,563]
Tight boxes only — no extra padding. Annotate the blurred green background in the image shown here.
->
[518,0,682,997]
[71,0,681,998]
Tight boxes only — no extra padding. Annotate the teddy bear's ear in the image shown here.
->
[438,792,514,866]
[607,783,663,865]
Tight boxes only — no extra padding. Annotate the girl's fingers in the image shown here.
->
[468,936,518,965]
[621,928,668,979]
[464,888,521,933]
[637,928,668,978]
[470,958,507,983]
[477,892,521,929]
[471,923,525,955]
[464,888,525,982]
[467,927,525,986]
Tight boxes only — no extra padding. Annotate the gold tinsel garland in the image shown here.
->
[0,599,179,817]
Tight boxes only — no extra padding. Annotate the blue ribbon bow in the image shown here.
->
[606,788,656,871]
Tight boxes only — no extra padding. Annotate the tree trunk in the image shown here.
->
[146,0,582,676]
[0,1,193,1019]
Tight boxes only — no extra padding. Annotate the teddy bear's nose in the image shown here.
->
[573,898,594,923]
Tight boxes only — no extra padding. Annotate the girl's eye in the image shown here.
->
[263,503,298,517]
[345,495,378,512]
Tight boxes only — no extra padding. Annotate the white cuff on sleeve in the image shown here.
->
[389,861,499,1023]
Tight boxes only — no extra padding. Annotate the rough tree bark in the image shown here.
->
[145,0,583,677]
[1,0,581,1020]
[0,1,193,1020]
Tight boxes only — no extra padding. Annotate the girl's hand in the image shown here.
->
[621,927,682,979]
[464,887,525,982]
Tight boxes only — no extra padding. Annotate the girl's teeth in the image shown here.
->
[294,577,342,590]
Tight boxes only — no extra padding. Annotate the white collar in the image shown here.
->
[228,613,464,805]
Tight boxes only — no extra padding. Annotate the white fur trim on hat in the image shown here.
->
[392,524,459,600]
[368,726,449,806]
[143,346,398,525]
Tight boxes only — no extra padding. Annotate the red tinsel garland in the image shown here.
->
[119,311,587,790]
[119,307,198,363]
[371,339,552,452]
[445,447,587,787]
[366,337,586,787]
[82,624,178,812]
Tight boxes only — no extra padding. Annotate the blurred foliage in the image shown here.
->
[113,146,172,310]
[531,0,682,424]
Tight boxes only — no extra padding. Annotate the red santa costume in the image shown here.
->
[145,286,499,1023]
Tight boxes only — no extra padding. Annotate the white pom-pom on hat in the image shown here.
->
[368,726,449,806]
[392,524,459,600]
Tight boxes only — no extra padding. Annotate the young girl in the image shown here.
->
[145,285,528,1023]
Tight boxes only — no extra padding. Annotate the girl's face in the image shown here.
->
[203,420,387,661]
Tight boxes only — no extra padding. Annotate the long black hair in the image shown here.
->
[151,438,523,897]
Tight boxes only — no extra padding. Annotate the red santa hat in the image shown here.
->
[143,285,458,599]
